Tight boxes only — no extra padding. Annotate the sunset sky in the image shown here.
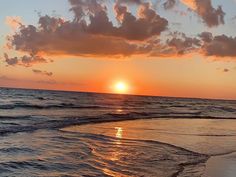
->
[0,0,236,99]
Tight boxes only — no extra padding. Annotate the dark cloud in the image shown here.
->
[163,0,176,10]
[223,68,229,72]
[68,0,168,41]
[6,0,168,62]
[69,0,168,40]
[4,53,18,66]
[116,0,144,4]
[69,0,107,22]
[200,33,236,57]
[166,32,201,55]
[9,19,151,57]
[195,0,225,27]
[4,0,235,63]
[198,32,213,43]
[151,31,236,58]
[114,2,168,40]
[162,0,225,27]
[4,53,47,67]
[181,0,225,27]
[32,69,53,76]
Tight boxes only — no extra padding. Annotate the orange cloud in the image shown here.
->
[5,0,169,66]
[5,16,23,30]
[180,0,197,10]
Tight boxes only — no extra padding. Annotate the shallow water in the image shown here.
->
[0,87,236,176]
[64,119,236,155]
[63,119,236,176]
[0,128,208,176]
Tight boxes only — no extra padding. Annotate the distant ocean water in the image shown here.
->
[0,87,236,176]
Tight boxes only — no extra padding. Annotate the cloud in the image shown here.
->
[0,75,78,86]
[180,0,225,27]
[5,0,168,63]
[113,2,168,40]
[4,0,235,63]
[145,36,201,57]
[69,0,107,22]
[36,80,57,85]
[223,68,229,72]
[0,75,18,81]
[5,16,23,30]
[8,20,151,57]
[68,0,168,40]
[163,0,176,10]
[32,69,53,76]
[200,33,236,57]
[167,34,201,55]
[152,31,236,58]
[4,53,47,67]
[116,0,144,4]
[198,32,213,43]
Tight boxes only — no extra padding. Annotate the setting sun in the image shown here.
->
[114,82,128,94]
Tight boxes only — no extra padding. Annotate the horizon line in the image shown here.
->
[0,86,235,102]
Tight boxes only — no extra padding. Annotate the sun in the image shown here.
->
[114,81,128,94]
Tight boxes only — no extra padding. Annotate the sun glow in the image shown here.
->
[114,81,128,94]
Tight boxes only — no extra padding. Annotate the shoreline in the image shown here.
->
[62,118,236,177]
[203,151,236,177]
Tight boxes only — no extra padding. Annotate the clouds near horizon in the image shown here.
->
[4,53,48,67]
[32,69,53,76]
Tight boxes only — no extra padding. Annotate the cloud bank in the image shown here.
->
[3,0,236,68]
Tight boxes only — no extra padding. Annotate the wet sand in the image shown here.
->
[63,118,236,177]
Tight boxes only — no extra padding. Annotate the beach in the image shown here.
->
[1,0,236,176]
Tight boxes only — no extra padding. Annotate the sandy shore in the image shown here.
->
[63,118,236,177]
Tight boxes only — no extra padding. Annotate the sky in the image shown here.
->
[0,0,236,99]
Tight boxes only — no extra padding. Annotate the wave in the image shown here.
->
[0,103,108,110]
[0,147,34,153]
[0,111,236,136]
[0,132,209,177]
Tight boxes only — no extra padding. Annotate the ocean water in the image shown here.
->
[0,87,236,176]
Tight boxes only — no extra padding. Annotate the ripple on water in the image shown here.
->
[0,129,208,177]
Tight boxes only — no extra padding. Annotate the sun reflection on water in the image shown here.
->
[115,127,123,139]
[116,109,123,112]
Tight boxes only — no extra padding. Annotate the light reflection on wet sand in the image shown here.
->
[64,119,236,154]
[64,118,236,177]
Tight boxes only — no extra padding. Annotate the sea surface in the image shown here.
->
[0,87,236,176]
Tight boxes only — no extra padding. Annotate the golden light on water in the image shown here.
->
[115,127,123,139]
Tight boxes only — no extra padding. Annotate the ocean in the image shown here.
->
[0,87,236,176]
